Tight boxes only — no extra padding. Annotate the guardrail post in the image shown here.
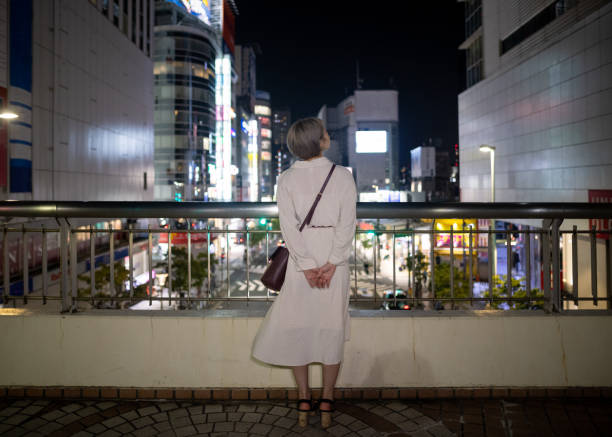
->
[58,219,71,313]
[551,218,563,312]
[542,219,552,313]
[607,237,612,311]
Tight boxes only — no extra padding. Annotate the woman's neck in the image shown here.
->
[305,154,324,162]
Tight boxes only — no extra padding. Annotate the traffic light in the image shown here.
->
[174,192,183,202]
[259,218,267,226]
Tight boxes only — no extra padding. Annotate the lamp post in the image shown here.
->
[480,145,496,279]
[479,145,495,202]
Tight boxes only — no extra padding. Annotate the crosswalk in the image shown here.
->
[234,279,268,292]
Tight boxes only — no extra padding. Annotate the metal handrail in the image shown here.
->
[1,201,612,219]
[1,202,611,314]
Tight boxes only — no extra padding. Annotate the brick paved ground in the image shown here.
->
[0,397,610,436]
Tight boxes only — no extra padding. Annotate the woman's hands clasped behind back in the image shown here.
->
[303,262,337,289]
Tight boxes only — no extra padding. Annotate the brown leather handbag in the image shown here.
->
[261,164,336,291]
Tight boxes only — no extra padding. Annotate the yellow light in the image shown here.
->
[0,112,18,119]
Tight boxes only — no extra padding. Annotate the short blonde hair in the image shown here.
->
[287,117,325,160]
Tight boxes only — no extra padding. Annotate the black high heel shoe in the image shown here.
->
[297,399,314,427]
[318,398,335,429]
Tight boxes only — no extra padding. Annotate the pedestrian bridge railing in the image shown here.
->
[1,201,611,313]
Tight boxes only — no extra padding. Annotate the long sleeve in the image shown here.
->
[328,174,357,266]
[277,176,318,271]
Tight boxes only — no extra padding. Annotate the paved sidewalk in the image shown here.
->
[0,397,611,437]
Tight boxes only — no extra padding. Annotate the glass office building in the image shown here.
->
[153,2,219,201]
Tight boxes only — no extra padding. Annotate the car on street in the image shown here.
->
[380,289,411,310]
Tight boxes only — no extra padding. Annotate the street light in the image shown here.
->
[480,145,497,278]
[479,145,495,202]
[0,112,18,120]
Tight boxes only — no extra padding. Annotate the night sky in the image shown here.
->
[235,1,466,168]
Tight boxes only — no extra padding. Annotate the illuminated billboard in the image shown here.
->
[166,0,211,25]
[254,105,271,116]
[356,130,387,153]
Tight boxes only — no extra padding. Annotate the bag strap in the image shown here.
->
[299,164,336,232]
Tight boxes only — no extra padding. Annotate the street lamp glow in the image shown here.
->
[479,145,496,202]
[0,112,18,119]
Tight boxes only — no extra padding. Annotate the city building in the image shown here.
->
[458,0,612,307]
[153,0,237,202]
[255,90,273,201]
[318,90,400,195]
[1,0,154,201]
[233,43,258,201]
[410,146,455,202]
[271,107,291,185]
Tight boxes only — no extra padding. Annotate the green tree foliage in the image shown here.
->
[165,247,216,296]
[78,261,147,308]
[405,251,428,301]
[483,275,545,309]
[433,262,471,305]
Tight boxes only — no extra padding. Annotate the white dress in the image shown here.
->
[252,157,357,366]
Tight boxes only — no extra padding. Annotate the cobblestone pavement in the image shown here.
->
[0,398,610,437]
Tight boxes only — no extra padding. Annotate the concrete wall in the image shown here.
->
[1,310,611,388]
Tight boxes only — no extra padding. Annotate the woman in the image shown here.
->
[252,117,357,429]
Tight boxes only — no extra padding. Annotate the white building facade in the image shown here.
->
[318,90,399,194]
[459,0,612,203]
[458,0,612,308]
[0,0,155,201]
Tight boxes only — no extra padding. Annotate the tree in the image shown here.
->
[483,275,544,309]
[432,262,471,308]
[156,246,217,298]
[405,251,428,304]
[78,262,143,309]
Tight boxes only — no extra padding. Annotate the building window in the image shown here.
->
[113,0,119,26]
[501,0,576,55]
[466,36,482,88]
[122,0,129,35]
[139,0,144,51]
[464,0,482,39]
[132,0,137,43]
[146,0,151,56]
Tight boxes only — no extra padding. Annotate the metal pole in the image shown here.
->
[187,223,191,309]
[70,225,77,312]
[167,227,172,306]
[507,229,512,305]
[22,225,28,305]
[60,219,70,313]
[42,228,48,304]
[148,224,153,307]
[109,224,115,306]
[430,221,435,306]
[572,226,578,307]
[207,224,211,302]
[128,223,134,304]
[542,220,552,312]
[3,227,9,306]
[591,224,598,306]
[450,226,454,309]
[90,225,95,306]
[490,149,495,204]
[551,219,562,312]
[469,226,473,306]
[526,228,531,301]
